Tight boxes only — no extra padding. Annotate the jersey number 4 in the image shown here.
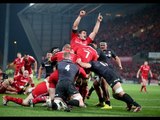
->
[65,64,70,71]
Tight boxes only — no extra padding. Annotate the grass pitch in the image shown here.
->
[0,78,160,117]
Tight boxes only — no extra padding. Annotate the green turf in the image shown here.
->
[0,78,160,117]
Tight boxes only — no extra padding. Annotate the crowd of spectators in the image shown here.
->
[96,4,160,56]
[96,5,160,82]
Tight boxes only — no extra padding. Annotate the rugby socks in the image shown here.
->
[5,96,23,105]
[122,93,141,107]
[113,93,140,107]
[31,83,35,87]
[94,85,103,103]
[140,85,147,92]
[112,93,124,101]
[88,86,95,96]
[99,97,104,103]
[81,87,88,101]
[32,96,47,104]
[140,86,144,92]
[105,100,111,106]
[67,99,79,107]
[144,86,147,92]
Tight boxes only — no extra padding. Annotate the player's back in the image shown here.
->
[76,45,98,63]
[57,59,79,81]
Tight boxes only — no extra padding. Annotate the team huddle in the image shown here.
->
[0,10,146,113]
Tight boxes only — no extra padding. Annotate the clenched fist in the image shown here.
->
[79,10,86,17]
[97,13,103,22]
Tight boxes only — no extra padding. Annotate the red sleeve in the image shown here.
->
[48,70,59,88]
[71,31,78,40]
[71,31,79,46]
[49,82,56,88]
[70,53,78,63]
[14,75,20,82]
[51,53,58,62]
[78,66,87,79]
[86,37,93,44]
[29,56,36,63]
[13,59,16,65]
[140,65,143,71]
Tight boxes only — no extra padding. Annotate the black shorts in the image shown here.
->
[103,69,121,88]
[55,80,79,101]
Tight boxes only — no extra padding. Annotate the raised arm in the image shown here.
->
[89,13,103,40]
[72,10,86,30]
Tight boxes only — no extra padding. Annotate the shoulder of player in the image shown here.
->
[28,55,35,60]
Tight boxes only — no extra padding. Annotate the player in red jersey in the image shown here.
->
[49,44,79,100]
[76,44,98,63]
[2,71,59,107]
[22,54,37,88]
[3,78,49,107]
[136,61,153,92]
[0,70,32,94]
[75,44,99,102]
[8,52,24,77]
[47,51,88,111]
[70,10,103,53]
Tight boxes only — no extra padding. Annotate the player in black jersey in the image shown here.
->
[37,52,55,80]
[49,52,88,111]
[86,42,112,109]
[100,40,122,70]
[77,59,141,112]
[87,41,123,109]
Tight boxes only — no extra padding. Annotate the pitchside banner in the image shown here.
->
[148,52,160,59]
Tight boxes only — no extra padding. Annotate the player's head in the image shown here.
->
[23,70,29,78]
[78,29,87,40]
[100,40,107,50]
[46,52,52,59]
[144,61,148,65]
[23,54,29,60]
[63,51,71,60]
[62,44,71,51]
[17,52,22,58]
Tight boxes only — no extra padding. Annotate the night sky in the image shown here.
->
[0,3,35,66]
